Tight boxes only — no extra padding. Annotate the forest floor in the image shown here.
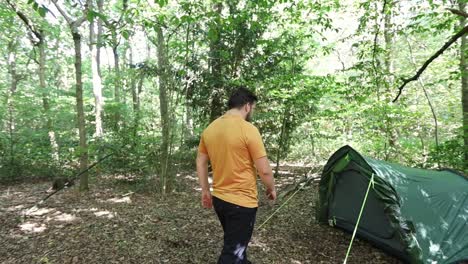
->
[0,165,402,264]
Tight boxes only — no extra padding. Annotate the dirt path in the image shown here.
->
[0,170,401,264]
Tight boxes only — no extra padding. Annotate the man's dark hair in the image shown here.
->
[227,87,258,109]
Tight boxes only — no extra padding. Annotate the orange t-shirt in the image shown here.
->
[198,113,267,208]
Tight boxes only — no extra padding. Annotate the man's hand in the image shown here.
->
[201,190,213,208]
[266,188,276,201]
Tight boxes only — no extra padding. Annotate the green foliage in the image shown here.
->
[27,0,49,18]
[0,0,466,185]
[428,133,465,170]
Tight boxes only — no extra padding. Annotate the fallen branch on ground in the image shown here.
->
[22,152,114,218]
[277,168,321,200]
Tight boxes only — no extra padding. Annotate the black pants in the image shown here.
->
[213,196,257,264]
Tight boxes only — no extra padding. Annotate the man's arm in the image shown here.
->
[254,156,276,200]
[196,152,212,208]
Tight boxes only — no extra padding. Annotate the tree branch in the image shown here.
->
[371,0,388,100]
[372,0,387,68]
[6,0,43,45]
[73,13,88,29]
[447,8,468,18]
[117,0,128,24]
[392,24,468,102]
[52,0,90,31]
[38,152,114,204]
[51,0,73,25]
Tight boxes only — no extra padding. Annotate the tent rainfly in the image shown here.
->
[316,145,468,264]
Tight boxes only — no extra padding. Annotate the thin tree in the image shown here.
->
[155,25,171,194]
[459,1,467,170]
[209,2,224,122]
[99,0,129,129]
[89,0,104,137]
[51,0,91,191]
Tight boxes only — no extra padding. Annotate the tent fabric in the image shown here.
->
[316,145,468,264]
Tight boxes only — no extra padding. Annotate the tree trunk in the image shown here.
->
[185,84,194,138]
[51,1,90,188]
[113,37,121,102]
[97,0,103,77]
[133,74,144,143]
[73,32,89,191]
[183,15,194,141]
[383,1,398,160]
[275,107,289,177]
[39,37,59,162]
[90,14,104,137]
[460,0,468,171]
[404,33,439,166]
[209,2,224,122]
[130,44,137,113]
[156,25,171,194]
[383,4,394,82]
[7,41,18,175]
[113,42,121,121]
[121,43,130,108]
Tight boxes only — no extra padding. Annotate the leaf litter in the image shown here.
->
[0,167,401,264]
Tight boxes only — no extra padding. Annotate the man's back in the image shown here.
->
[196,87,275,263]
[199,113,266,208]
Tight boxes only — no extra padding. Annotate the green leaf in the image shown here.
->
[93,11,108,22]
[207,27,218,41]
[180,15,193,24]
[155,0,168,7]
[38,6,47,17]
[121,30,129,40]
[87,10,96,22]
[158,14,165,24]
[86,10,109,23]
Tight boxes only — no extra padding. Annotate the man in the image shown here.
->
[196,87,276,264]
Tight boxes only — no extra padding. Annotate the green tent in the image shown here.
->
[316,145,468,264]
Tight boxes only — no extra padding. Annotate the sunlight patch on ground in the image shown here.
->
[73,207,99,213]
[46,212,78,222]
[19,221,47,233]
[194,187,213,192]
[277,171,294,175]
[250,238,269,251]
[194,176,213,192]
[103,174,138,182]
[94,210,115,219]
[184,175,197,181]
[25,207,54,216]
[0,188,16,198]
[6,204,25,212]
[106,196,131,204]
[186,175,212,182]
